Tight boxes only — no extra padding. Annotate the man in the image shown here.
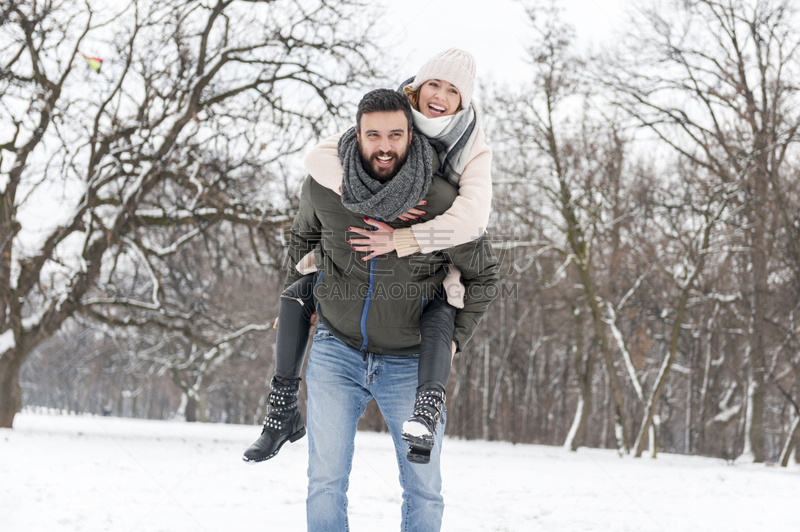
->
[284,89,498,531]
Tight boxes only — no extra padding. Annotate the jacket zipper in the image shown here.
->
[359,259,376,355]
[314,271,324,313]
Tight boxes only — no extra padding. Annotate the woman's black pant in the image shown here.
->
[274,273,455,391]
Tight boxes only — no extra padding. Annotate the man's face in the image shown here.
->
[356,110,412,181]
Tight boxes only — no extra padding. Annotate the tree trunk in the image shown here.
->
[185,395,198,423]
[557,169,629,453]
[685,346,693,454]
[649,417,659,459]
[633,291,693,458]
[582,274,629,453]
[566,368,594,453]
[741,373,766,462]
[521,340,536,441]
[634,350,673,458]
[740,139,771,463]
[176,391,199,422]
[0,348,23,428]
[795,432,800,465]
[600,370,610,448]
[740,263,767,464]
[481,319,491,440]
[565,309,593,451]
[697,304,720,454]
[779,414,800,467]
[634,214,711,458]
[564,396,584,451]
[744,255,768,463]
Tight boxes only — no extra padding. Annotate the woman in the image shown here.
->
[243,49,492,464]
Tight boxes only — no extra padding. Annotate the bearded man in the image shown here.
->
[280,89,498,531]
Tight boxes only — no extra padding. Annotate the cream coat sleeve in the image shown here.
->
[303,131,345,193]
[394,127,493,256]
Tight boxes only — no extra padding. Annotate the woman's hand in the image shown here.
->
[349,218,396,261]
[396,200,427,222]
[273,311,317,333]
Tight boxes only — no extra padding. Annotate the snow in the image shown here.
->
[22,309,46,332]
[607,311,644,401]
[2,412,798,531]
[713,385,742,424]
[402,420,429,438]
[0,329,15,354]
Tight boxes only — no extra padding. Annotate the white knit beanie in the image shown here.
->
[410,48,476,109]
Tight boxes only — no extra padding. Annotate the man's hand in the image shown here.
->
[396,200,427,222]
[349,218,396,261]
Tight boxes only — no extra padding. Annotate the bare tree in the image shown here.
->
[491,3,634,452]
[0,0,378,428]
[80,216,285,421]
[602,0,800,462]
[631,168,736,457]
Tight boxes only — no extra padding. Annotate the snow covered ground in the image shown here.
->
[2,411,798,531]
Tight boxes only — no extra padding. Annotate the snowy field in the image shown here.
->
[2,411,798,532]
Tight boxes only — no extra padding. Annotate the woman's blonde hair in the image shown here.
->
[403,83,463,114]
[402,85,421,111]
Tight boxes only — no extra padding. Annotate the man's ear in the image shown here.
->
[356,130,361,143]
[409,127,413,142]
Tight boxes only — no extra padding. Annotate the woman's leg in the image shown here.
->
[275,273,317,379]
[417,290,457,390]
[402,290,456,464]
[242,273,316,462]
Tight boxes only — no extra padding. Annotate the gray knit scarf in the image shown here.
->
[338,126,433,221]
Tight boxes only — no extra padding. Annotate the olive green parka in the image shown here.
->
[284,174,499,356]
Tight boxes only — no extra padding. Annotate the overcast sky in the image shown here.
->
[378,0,630,89]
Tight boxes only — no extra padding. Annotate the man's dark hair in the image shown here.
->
[356,89,413,133]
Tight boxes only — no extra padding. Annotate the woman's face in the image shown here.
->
[418,79,461,118]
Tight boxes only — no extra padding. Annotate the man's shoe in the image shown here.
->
[401,385,446,465]
[243,377,305,463]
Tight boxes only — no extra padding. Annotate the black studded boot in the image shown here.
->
[242,377,305,463]
[401,385,446,465]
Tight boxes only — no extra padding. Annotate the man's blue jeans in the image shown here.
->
[305,323,445,532]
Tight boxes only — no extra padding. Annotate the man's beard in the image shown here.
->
[358,146,410,182]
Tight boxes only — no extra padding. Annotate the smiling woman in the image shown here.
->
[402,47,475,119]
